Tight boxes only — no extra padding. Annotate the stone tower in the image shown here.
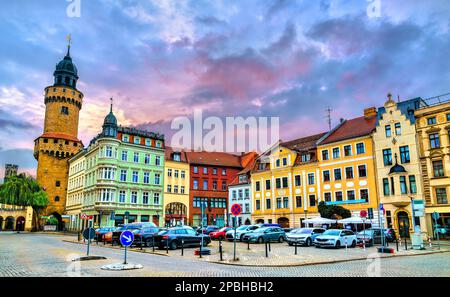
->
[33,41,83,224]
[4,164,19,183]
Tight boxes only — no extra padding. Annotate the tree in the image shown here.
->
[318,201,351,220]
[0,174,49,231]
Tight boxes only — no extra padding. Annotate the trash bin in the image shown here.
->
[411,233,424,250]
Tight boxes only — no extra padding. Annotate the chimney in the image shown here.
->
[364,107,377,119]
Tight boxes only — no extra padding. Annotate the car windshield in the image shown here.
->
[254,227,270,233]
[218,227,229,232]
[323,230,341,236]
[357,230,373,236]
[126,225,141,230]
[237,225,248,230]
[292,228,312,234]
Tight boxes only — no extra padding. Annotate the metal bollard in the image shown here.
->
[265,240,268,258]
[219,240,223,261]
[181,239,184,256]
[247,240,250,250]
[166,239,169,254]
[103,234,106,245]
[396,238,399,252]
[140,236,143,250]
[152,235,155,252]
[295,243,298,255]
[199,238,202,258]
[268,240,271,252]
[404,235,407,250]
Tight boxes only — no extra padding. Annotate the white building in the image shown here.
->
[228,165,254,226]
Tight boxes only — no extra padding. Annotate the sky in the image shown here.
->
[0,0,450,180]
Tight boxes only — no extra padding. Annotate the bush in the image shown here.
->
[46,217,59,226]
[318,201,351,220]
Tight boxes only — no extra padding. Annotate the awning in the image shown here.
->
[338,217,371,224]
[303,217,337,224]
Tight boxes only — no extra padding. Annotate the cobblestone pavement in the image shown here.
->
[0,232,448,277]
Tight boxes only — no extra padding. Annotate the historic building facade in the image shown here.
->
[415,100,450,236]
[65,150,86,230]
[163,147,190,227]
[33,44,83,228]
[251,134,325,228]
[373,95,428,238]
[316,108,380,225]
[65,104,165,230]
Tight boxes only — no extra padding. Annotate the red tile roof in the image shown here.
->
[37,132,81,143]
[281,133,326,151]
[320,116,376,145]
[186,151,243,168]
[164,146,188,163]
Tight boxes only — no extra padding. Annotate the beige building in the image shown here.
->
[65,149,86,231]
[415,99,450,237]
[373,95,428,238]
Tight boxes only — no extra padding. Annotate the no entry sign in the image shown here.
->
[231,204,242,216]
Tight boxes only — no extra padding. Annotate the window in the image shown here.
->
[334,168,342,181]
[276,159,280,167]
[347,190,355,201]
[181,171,186,179]
[447,114,450,121]
[55,181,60,187]
[276,198,282,209]
[131,191,137,204]
[436,188,448,204]
[120,169,127,182]
[335,191,343,201]
[294,175,301,186]
[308,173,315,185]
[409,176,417,194]
[427,117,436,125]
[212,168,217,175]
[121,150,128,161]
[133,152,139,163]
[144,154,150,164]
[154,173,160,185]
[132,171,138,183]
[282,177,288,188]
[356,143,365,154]
[385,125,392,137]
[203,167,208,174]
[295,196,302,207]
[395,123,401,135]
[400,176,408,194]
[134,137,140,144]
[193,180,198,190]
[212,180,218,190]
[222,181,227,191]
[332,148,340,159]
[265,179,271,190]
[61,106,69,115]
[167,169,172,177]
[433,160,445,177]
[429,133,440,149]
[301,154,310,162]
[282,158,287,166]
[255,181,261,191]
[358,165,367,178]
[122,135,129,142]
[324,193,331,202]
[222,169,226,175]
[174,185,178,193]
[283,197,289,208]
[193,166,198,174]
[399,146,410,163]
[390,177,395,195]
[145,139,151,146]
[119,190,126,203]
[323,170,330,182]
[275,178,281,189]
[143,172,150,184]
[360,189,368,202]
[105,146,113,157]
[155,156,161,166]
[383,149,392,166]
[256,200,261,210]
[309,195,316,207]
[232,190,237,199]
[143,192,149,204]
[322,150,329,160]
[203,180,208,190]
[174,170,179,178]
[244,189,249,198]
[154,193,160,205]
[167,185,172,192]
[266,198,271,209]
[345,167,353,179]
[55,196,60,202]
[180,186,185,194]
[344,145,352,157]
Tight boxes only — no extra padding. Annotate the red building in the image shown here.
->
[186,151,256,227]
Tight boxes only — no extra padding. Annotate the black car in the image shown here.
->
[133,227,166,247]
[357,228,396,245]
[111,222,157,245]
[155,227,211,250]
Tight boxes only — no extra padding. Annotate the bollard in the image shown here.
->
[219,240,223,261]
[140,235,143,250]
[404,235,407,250]
[247,240,250,250]
[428,237,432,249]
[295,243,298,255]
[268,240,271,252]
[152,235,155,252]
[96,234,99,245]
[398,236,402,246]
[396,238,399,252]
[265,240,268,258]
[181,239,184,256]
[166,239,169,254]
[103,234,106,245]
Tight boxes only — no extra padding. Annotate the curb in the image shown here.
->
[62,240,170,257]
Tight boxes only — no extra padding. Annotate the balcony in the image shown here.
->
[382,195,412,207]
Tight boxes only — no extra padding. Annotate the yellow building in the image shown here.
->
[251,134,325,228]
[163,147,190,227]
[316,108,380,225]
[415,100,450,237]
[373,95,428,238]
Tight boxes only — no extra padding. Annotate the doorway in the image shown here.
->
[397,211,410,238]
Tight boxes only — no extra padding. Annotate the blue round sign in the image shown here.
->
[120,230,134,247]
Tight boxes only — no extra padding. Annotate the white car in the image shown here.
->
[225,225,260,241]
[314,229,357,248]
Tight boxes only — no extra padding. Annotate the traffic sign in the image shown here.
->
[432,212,440,220]
[81,213,87,220]
[231,204,242,216]
[83,227,95,240]
[120,230,134,247]
[360,210,367,218]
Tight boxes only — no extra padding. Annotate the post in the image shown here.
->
[181,239,184,256]
[219,239,223,261]
[396,237,399,252]
[404,229,407,250]
[295,243,298,255]
[103,234,106,245]
[86,220,92,256]
[152,235,155,252]
[362,219,366,251]
[268,240,271,252]
[265,239,268,258]
[247,239,250,250]
[166,238,169,254]
[140,235,143,250]
[124,246,127,264]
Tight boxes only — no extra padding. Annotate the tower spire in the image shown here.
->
[110,97,113,113]
[66,34,72,57]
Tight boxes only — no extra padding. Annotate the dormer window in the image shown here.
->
[145,139,151,146]
[173,153,181,162]
[122,135,129,142]
[134,137,140,144]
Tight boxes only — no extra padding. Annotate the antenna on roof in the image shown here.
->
[397,95,400,102]
[325,107,332,131]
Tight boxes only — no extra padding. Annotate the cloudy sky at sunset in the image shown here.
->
[1,0,450,179]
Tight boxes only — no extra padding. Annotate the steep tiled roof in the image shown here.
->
[281,133,326,151]
[186,151,243,168]
[320,116,376,145]
[165,146,188,163]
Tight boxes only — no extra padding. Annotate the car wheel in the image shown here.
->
[146,239,153,247]
[240,234,245,242]
[278,236,284,243]
[335,240,341,249]
[306,238,312,247]
[351,240,356,248]
[258,237,264,244]
[170,240,178,250]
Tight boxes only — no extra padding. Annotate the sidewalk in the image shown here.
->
[63,238,450,267]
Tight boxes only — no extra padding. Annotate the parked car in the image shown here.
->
[111,222,157,245]
[133,227,166,247]
[257,223,281,228]
[196,225,220,235]
[356,229,382,246]
[209,227,233,240]
[384,228,397,242]
[155,227,211,250]
[314,229,357,248]
[226,225,260,241]
[94,227,116,242]
[242,227,286,243]
[287,228,325,246]
[283,228,293,233]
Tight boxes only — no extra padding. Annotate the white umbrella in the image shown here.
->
[338,217,371,224]
[303,217,337,224]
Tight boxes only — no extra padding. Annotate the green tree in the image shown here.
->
[0,174,49,231]
[318,201,351,220]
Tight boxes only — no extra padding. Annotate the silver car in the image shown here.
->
[225,225,260,241]
[286,228,325,246]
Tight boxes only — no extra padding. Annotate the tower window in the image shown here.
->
[43,139,48,143]
[54,139,58,144]
[61,106,69,115]
[56,181,60,187]
[55,196,60,202]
